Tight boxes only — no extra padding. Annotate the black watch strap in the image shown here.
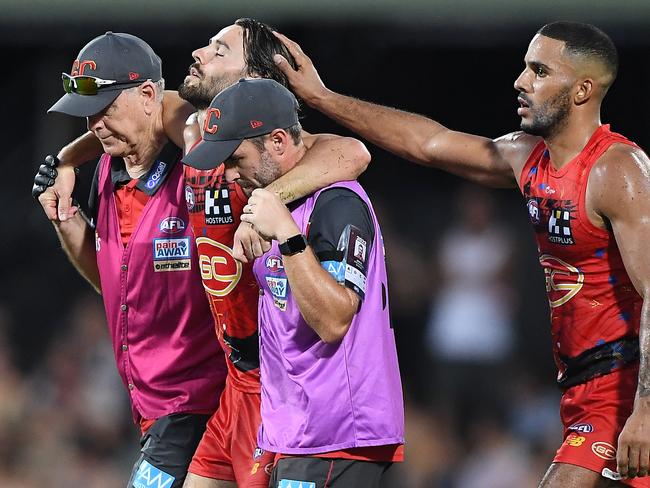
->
[279,234,308,256]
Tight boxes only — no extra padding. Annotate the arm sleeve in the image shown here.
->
[307,188,375,299]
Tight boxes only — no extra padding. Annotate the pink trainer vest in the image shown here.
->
[95,153,226,423]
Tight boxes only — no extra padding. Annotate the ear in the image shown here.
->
[268,128,290,156]
[139,81,159,115]
[575,78,593,106]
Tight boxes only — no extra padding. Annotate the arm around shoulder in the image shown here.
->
[266,132,370,204]
[162,90,196,150]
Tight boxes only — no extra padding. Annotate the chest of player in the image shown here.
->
[521,156,610,261]
[184,169,243,230]
[183,167,251,299]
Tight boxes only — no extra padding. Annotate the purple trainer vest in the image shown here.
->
[253,181,404,454]
[95,153,226,423]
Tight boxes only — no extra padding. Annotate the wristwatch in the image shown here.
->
[279,234,308,256]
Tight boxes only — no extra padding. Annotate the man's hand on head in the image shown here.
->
[240,188,300,243]
[272,31,330,107]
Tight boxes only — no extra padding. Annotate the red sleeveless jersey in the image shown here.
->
[184,163,260,393]
[519,125,643,381]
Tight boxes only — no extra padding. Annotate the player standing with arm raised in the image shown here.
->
[274,21,650,488]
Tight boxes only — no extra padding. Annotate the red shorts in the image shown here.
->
[189,380,274,487]
[554,365,650,487]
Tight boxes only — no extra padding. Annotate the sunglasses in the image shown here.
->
[62,73,142,95]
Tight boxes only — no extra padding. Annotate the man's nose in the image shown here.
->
[514,69,531,93]
[224,166,239,183]
[87,113,104,132]
[192,46,207,64]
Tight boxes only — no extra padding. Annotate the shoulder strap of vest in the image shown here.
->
[518,141,546,192]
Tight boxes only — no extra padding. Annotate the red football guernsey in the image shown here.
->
[519,125,643,383]
[184,163,261,393]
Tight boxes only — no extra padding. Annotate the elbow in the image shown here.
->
[315,315,354,344]
[343,138,371,178]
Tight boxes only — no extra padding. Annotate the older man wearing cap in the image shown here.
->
[36,23,374,488]
[40,31,227,488]
[184,78,405,488]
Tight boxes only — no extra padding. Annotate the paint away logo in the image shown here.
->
[153,237,191,272]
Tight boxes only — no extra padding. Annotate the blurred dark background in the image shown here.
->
[1,2,649,486]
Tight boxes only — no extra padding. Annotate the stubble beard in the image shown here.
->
[254,150,282,188]
[178,71,246,110]
[520,87,572,140]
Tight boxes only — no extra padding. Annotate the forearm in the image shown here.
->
[57,131,103,167]
[283,246,357,343]
[266,135,370,204]
[307,89,448,167]
[307,90,519,187]
[162,90,196,149]
[53,215,101,293]
[636,298,650,401]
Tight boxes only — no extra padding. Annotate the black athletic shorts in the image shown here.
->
[127,413,210,488]
[269,456,392,488]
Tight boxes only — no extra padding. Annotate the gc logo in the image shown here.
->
[539,254,584,308]
[196,237,242,296]
[592,441,616,460]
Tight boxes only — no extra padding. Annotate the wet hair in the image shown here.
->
[235,18,299,89]
[537,21,618,86]
[249,122,303,152]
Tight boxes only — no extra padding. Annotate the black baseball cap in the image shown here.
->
[182,78,300,170]
[48,32,162,117]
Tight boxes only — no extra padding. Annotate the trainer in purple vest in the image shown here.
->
[254,180,404,454]
[182,79,405,460]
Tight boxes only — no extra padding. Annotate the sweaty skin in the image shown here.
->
[273,30,650,485]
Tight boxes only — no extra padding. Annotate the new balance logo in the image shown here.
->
[205,187,233,225]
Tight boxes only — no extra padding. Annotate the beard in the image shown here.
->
[253,150,282,187]
[520,87,572,139]
[178,64,245,110]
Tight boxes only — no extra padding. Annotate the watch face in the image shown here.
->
[280,234,307,256]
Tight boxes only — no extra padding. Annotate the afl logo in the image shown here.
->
[539,254,584,308]
[196,237,242,296]
[265,255,284,273]
[568,423,594,434]
[159,217,185,234]
[527,199,540,225]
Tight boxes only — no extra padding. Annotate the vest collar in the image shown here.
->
[110,143,181,196]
